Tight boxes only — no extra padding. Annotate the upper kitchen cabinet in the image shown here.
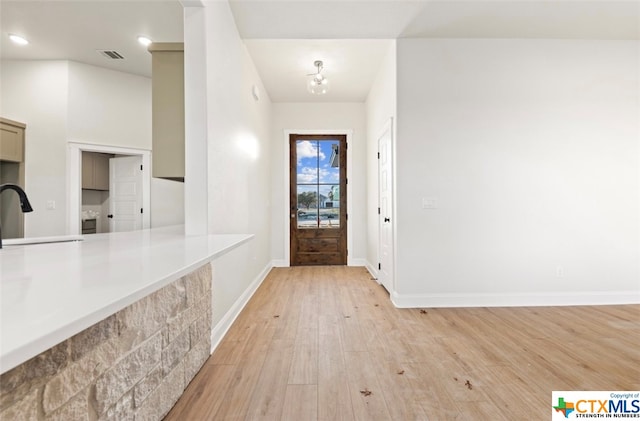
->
[0,118,26,239]
[82,152,111,191]
[0,118,25,163]
[148,43,184,182]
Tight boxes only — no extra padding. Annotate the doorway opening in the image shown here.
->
[289,134,347,266]
[80,152,144,234]
[68,142,150,235]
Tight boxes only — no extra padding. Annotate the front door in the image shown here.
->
[290,134,347,266]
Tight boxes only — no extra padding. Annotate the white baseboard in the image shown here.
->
[274,258,367,267]
[390,290,640,308]
[271,259,289,267]
[210,261,273,353]
[364,261,380,284]
[348,258,367,267]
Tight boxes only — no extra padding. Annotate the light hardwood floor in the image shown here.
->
[165,266,640,420]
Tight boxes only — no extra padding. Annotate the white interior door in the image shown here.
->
[109,156,143,233]
[378,123,394,293]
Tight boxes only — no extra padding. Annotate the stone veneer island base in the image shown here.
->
[0,263,212,420]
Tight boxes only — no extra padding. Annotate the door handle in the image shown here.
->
[107,214,114,219]
[291,213,295,218]
[384,217,390,223]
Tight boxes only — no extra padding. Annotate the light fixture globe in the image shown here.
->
[307,60,329,95]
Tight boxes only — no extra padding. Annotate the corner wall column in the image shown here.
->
[183,3,209,235]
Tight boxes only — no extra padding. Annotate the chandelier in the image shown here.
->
[307,60,329,95]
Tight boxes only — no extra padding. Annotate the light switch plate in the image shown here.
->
[46,200,56,210]
[422,197,437,209]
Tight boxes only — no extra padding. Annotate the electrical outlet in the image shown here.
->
[422,197,437,209]
[556,266,564,278]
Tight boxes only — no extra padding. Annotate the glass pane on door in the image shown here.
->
[319,184,340,228]
[296,139,340,229]
[297,185,318,228]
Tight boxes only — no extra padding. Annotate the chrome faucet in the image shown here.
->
[0,184,33,249]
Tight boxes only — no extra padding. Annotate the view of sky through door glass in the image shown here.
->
[296,140,340,228]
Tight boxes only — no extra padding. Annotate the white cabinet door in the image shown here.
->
[109,156,143,233]
[378,121,394,293]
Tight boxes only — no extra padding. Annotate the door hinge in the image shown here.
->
[377,152,380,159]
[346,214,348,220]
[140,208,143,214]
[378,263,381,270]
[140,165,143,171]
[345,178,348,185]
[378,207,381,215]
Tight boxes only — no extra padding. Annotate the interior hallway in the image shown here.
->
[165,266,640,420]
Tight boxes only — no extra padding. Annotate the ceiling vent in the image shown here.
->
[97,50,125,60]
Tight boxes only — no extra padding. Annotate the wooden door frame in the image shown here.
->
[282,129,354,267]
[68,142,150,235]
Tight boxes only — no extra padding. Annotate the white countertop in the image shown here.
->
[0,226,253,374]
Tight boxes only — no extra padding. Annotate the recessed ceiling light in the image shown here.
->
[137,36,152,47]
[9,34,29,45]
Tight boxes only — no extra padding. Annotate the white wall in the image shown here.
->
[68,62,185,229]
[150,178,184,228]
[0,59,183,236]
[0,61,69,237]
[200,1,273,336]
[271,102,367,265]
[365,42,397,276]
[394,39,639,307]
[67,61,152,150]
